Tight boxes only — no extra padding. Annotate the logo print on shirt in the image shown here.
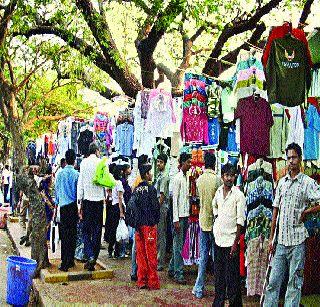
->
[285,49,295,62]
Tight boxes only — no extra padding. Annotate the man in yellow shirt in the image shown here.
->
[192,152,221,298]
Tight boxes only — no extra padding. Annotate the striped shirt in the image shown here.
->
[274,172,320,246]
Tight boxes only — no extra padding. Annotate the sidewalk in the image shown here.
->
[6,221,320,306]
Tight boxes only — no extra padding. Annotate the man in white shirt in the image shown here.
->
[168,153,191,284]
[212,163,245,307]
[2,165,12,203]
[77,143,105,271]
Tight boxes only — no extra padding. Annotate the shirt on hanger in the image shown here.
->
[304,104,320,160]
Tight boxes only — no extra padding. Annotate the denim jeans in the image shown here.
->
[264,242,306,307]
[168,217,189,280]
[157,205,168,269]
[192,230,214,297]
[82,200,103,261]
[131,230,138,278]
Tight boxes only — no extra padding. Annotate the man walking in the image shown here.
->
[212,163,245,307]
[77,143,105,271]
[192,152,221,298]
[155,153,170,271]
[55,149,79,272]
[263,143,320,307]
[168,153,191,284]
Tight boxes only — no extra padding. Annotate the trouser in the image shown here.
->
[157,205,168,269]
[131,232,138,277]
[3,184,9,203]
[106,205,121,257]
[60,202,78,267]
[82,200,103,261]
[213,244,242,307]
[193,230,214,297]
[263,242,306,307]
[168,217,189,280]
[136,225,160,289]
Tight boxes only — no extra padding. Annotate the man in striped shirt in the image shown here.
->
[264,143,320,307]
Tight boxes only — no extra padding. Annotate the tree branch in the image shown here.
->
[203,0,282,76]
[299,0,314,26]
[0,0,17,45]
[5,59,15,85]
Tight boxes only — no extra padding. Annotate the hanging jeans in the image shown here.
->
[192,230,214,298]
[263,242,305,307]
[60,202,78,268]
[213,244,242,307]
[135,225,160,289]
[82,200,103,261]
[168,217,189,281]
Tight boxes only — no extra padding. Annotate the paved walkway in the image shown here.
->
[0,229,14,306]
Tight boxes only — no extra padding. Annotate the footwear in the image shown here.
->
[157,266,164,272]
[138,285,147,289]
[25,240,31,247]
[130,275,138,281]
[68,261,75,269]
[192,290,203,299]
[174,278,187,285]
[168,271,174,278]
[84,262,95,271]
[108,252,113,258]
[58,265,68,272]
[20,236,27,245]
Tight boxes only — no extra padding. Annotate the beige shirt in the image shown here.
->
[197,169,221,232]
[172,171,189,223]
[212,185,246,247]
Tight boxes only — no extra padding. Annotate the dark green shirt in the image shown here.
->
[266,35,311,106]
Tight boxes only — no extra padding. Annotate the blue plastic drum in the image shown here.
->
[6,256,37,306]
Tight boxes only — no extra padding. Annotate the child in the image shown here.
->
[132,164,160,289]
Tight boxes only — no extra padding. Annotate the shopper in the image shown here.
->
[105,163,125,258]
[2,165,12,203]
[155,153,170,271]
[133,164,160,289]
[212,163,245,307]
[77,142,105,271]
[55,149,79,272]
[168,153,192,284]
[192,152,221,298]
[263,143,320,307]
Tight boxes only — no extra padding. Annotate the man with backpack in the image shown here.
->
[126,164,160,290]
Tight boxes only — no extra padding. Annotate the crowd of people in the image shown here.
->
[3,141,320,306]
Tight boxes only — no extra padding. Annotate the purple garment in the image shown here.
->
[140,91,151,119]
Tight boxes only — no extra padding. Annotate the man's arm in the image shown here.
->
[172,176,180,231]
[230,224,242,257]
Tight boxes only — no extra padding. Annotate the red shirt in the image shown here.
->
[235,96,273,156]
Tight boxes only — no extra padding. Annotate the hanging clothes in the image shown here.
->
[304,104,320,160]
[286,106,305,151]
[115,122,134,157]
[77,128,94,157]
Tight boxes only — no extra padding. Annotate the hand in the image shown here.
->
[174,221,180,233]
[230,242,238,257]
[268,241,275,256]
[78,208,83,220]
[299,210,307,223]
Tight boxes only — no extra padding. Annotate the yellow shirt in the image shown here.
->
[197,169,221,232]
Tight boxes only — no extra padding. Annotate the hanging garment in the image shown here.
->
[182,219,200,265]
[309,68,320,98]
[77,129,94,157]
[208,117,220,146]
[265,35,311,106]
[286,106,305,151]
[304,104,320,160]
[220,86,237,123]
[181,106,209,144]
[235,96,273,156]
[115,122,134,156]
[206,82,222,118]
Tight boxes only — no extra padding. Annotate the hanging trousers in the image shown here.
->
[60,202,78,268]
[135,225,160,289]
[213,244,243,307]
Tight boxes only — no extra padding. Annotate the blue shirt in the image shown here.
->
[55,165,79,207]
[304,104,320,160]
[208,117,220,145]
[115,123,134,156]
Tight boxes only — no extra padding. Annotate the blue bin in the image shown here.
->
[6,255,37,306]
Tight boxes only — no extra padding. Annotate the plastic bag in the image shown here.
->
[116,218,129,242]
[93,157,116,188]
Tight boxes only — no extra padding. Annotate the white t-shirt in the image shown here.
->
[112,180,124,206]
[2,169,12,185]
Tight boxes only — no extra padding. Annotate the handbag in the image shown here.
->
[93,157,116,188]
[116,218,129,242]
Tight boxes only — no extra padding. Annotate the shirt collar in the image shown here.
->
[285,172,303,183]
[204,169,215,175]
[64,165,74,169]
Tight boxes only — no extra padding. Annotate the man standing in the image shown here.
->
[212,163,245,307]
[55,149,79,272]
[2,165,12,204]
[192,152,221,298]
[155,153,170,271]
[263,143,320,307]
[77,143,105,271]
[168,153,191,284]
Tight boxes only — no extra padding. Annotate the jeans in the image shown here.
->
[263,242,306,307]
[131,231,137,278]
[213,244,242,307]
[168,217,189,280]
[82,200,104,261]
[157,205,168,269]
[193,230,214,297]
